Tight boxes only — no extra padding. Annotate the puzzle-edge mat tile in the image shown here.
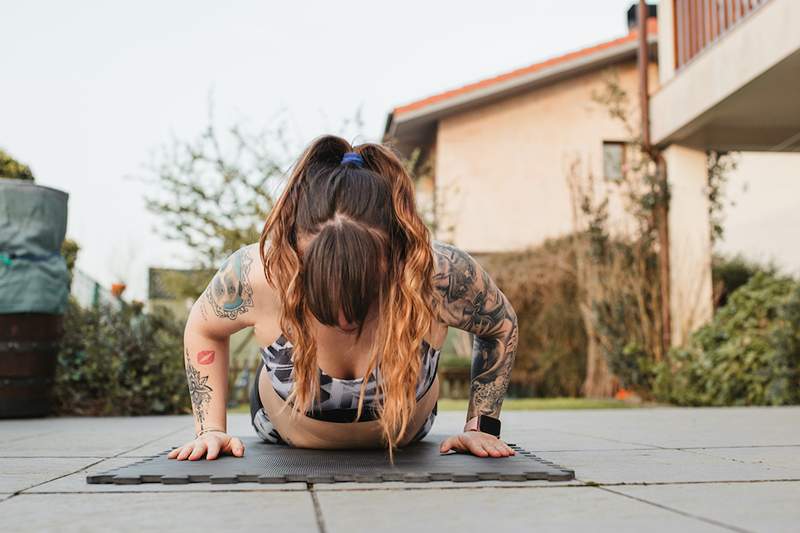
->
[87,435,575,485]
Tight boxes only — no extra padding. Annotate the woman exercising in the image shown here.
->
[168,134,519,463]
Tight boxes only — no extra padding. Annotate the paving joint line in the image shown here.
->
[598,485,754,533]
[5,478,800,495]
[0,426,190,505]
[308,483,328,533]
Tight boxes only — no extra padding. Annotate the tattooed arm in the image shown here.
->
[173,243,270,459]
[431,240,518,430]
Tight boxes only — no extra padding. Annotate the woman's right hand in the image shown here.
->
[167,430,246,461]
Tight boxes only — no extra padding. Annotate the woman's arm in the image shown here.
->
[431,240,519,431]
[171,243,265,460]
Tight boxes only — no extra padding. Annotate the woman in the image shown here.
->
[168,135,518,464]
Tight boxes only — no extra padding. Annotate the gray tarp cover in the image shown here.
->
[0,179,69,314]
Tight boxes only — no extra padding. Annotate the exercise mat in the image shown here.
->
[87,433,574,485]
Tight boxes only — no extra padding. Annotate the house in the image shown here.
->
[651,0,800,343]
[383,1,799,346]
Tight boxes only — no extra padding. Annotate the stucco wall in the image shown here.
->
[434,61,657,253]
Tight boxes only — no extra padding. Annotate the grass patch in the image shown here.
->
[228,397,638,414]
[437,398,636,411]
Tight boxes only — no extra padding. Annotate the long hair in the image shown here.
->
[258,134,434,463]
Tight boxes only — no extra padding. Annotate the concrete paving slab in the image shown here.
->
[505,428,657,452]
[613,481,800,533]
[24,457,307,493]
[1,492,319,533]
[0,418,185,458]
[316,486,727,533]
[122,414,275,457]
[502,407,800,448]
[313,477,582,491]
[0,457,102,493]
[541,448,799,485]
[685,446,800,473]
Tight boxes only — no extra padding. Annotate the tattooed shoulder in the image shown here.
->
[430,240,516,337]
[205,246,255,320]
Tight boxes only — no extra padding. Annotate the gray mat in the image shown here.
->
[87,433,574,484]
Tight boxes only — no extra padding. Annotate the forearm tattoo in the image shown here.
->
[185,348,214,431]
[205,246,254,320]
[432,241,519,421]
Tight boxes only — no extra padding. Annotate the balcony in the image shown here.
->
[673,0,772,70]
[652,0,800,151]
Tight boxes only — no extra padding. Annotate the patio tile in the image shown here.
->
[313,478,582,491]
[0,417,185,458]
[24,457,307,493]
[613,481,800,533]
[0,457,102,493]
[1,492,319,533]
[541,448,799,485]
[316,486,726,533]
[503,407,800,448]
[684,446,800,474]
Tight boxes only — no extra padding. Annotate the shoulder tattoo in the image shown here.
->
[205,247,254,320]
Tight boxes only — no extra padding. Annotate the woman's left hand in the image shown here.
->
[439,432,516,458]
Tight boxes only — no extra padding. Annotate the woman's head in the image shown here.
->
[258,134,434,463]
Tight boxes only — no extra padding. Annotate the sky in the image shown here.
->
[12,0,796,304]
[2,0,648,300]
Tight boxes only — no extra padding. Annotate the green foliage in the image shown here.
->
[0,148,35,181]
[712,253,777,308]
[588,238,662,393]
[480,236,587,397]
[707,151,738,245]
[53,298,190,416]
[439,353,472,370]
[655,272,800,406]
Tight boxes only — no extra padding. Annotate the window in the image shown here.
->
[603,141,626,182]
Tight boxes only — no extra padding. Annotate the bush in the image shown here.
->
[0,148,35,181]
[54,297,190,416]
[479,236,587,397]
[712,253,777,308]
[655,272,800,406]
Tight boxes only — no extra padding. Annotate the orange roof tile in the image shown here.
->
[393,18,658,117]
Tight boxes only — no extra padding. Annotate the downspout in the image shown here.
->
[638,0,672,357]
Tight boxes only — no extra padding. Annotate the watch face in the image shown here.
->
[479,415,501,437]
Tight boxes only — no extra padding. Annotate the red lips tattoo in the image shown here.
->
[196,350,216,365]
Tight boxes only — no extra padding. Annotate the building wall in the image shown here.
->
[716,152,800,277]
[434,61,658,253]
[664,144,713,346]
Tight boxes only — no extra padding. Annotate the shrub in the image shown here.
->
[712,253,777,308]
[54,297,189,415]
[655,272,800,406]
[0,148,35,181]
[479,236,587,397]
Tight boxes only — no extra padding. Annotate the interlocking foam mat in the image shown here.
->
[87,433,574,484]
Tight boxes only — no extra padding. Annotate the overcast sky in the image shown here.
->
[2,0,656,300]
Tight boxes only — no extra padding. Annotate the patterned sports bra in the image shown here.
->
[259,333,442,423]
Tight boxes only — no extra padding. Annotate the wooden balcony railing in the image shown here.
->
[673,0,773,70]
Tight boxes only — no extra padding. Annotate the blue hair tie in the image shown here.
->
[341,151,364,168]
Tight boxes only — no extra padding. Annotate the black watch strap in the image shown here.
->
[478,414,501,437]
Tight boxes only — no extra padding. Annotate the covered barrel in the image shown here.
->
[0,178,69,417]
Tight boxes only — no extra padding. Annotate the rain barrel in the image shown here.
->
[0,179,69,417]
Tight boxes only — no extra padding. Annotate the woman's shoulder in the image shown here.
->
[430,239,478,281]
[237,241,281,317]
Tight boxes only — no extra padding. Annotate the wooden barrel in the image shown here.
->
[0,313,64,418]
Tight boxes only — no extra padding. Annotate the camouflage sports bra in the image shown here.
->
[258,333,441,423]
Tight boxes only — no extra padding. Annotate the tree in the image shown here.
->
[140,112,293,290]
[0,148,35,181]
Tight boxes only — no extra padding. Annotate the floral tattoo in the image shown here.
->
[185,348,214,430]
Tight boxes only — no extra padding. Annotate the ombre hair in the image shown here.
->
[258,134,434,463]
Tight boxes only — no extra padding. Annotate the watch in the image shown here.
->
[464,414,501,438]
